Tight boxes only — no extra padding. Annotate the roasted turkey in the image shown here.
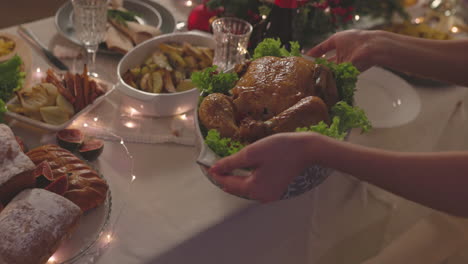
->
[199,56,339,142]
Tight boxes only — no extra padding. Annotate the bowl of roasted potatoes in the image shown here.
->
[117,31,215,116]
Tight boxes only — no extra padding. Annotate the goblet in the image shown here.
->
[72,0,107,77]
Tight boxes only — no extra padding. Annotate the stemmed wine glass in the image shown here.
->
[72,0,108,77]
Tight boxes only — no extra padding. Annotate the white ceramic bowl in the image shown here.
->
[117,31,216,117]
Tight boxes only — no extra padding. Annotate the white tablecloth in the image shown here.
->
[3,1,468,263]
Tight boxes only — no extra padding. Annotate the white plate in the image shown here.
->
[55,0,176,55]
[6,80,115,132]
[354,67,421,128]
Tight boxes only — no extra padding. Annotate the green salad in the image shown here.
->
[192,38,371,157]
[0,55,25,122]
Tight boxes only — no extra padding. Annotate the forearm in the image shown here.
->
[372,30,468,86]
[302,133,468,217]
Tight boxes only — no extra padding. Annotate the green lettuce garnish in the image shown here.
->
[296,117,345,140]
[0,55,25,122]
[108,9,140,26]
[315,58,359,106]
[191,66,238,96]
[332,101,371,133]
[205,129,245,157]
[253,38,301,59]
[296,102,371,140]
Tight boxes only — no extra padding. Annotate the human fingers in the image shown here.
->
[246,165,299,203]
[306,36,336,57]
[209,148,258,175]
[211,171,252,198]
[327,55,337,63]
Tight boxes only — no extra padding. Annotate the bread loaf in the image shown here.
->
[0,124,35,204]
[27,144,108,212]
[0,188,82,264]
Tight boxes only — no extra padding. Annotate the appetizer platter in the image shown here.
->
[55,0,176,55]
[6,65,114,131]
[195,39,371,199]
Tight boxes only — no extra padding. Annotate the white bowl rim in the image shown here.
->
[116,31,215,98]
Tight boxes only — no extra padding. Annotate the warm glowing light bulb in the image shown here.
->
[83,123,89,127]
[36,67,41,73]
[414,17,423,24]
[127,107,140,117]
[132,175,136,182]
[124,121,136,128]
[94,117,98,122]
[185,0,193,7]
[451,26,459,33]
[179,114,188,121]
[354,15,360,21]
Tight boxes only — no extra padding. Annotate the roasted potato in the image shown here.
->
[123,42,214,94]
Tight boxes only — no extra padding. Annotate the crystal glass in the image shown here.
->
[72,0,107,77]
[212,17,253,72]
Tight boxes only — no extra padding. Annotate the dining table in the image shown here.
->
[2,1,468,263]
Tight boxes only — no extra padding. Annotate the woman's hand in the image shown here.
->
[307,29,385,72]
[209,133,317,203]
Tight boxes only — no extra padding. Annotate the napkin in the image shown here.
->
[52,44,82,60]
[69,89,197,146]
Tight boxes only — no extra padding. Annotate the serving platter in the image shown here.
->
[195,111,333,200]
[7,126,136,264]
[194,55,344,200]
[55,0,176,55]
[6,78,115,132]
[52,169,112,264]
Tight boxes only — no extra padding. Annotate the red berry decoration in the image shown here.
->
[187,4,219,32]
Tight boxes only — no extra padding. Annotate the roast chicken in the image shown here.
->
[199,56,339,142]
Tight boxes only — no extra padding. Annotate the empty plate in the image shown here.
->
[354,67,421,128]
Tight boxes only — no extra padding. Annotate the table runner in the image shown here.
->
[70,89,198,146]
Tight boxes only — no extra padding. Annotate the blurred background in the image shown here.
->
[0,0,68,28]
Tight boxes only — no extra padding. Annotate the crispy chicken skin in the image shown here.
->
[198,56,338,142]
[238,96,329,142]
[232,56,319,120]
[199,93,239,139]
